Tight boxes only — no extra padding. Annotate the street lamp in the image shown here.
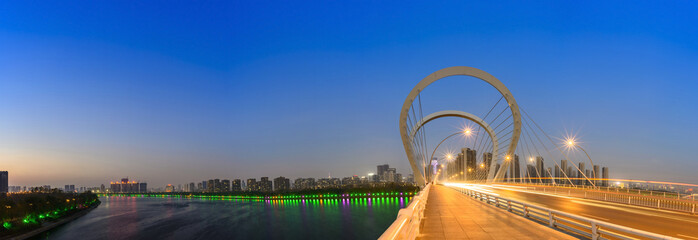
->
[426,128,476,181]
[565,138,596,185]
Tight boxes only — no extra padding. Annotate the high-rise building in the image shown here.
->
[593,165,600,186]
[482,152,493,173]
[64,185,75,193]
[247,178,257,191]
[110,178,147,193]
[317,178,341,189]
[385,168,397,182]
[407,174,415,184]
[557,160,568,181]
[207,179,215,192]
[602,167,609,187]
[232,179,242,191]
[0,171,7,193]
[464,148,476,181]
[377,164,389,181]
[197,182,203,191]
[273,176,290,191]
[259,177,272,192]
[214,179,221,192]
[293,178,316,190]
[221,179,230,192]
[534,156,545,183]
[578,162,586,185]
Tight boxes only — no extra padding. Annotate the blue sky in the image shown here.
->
[1,1,697,187]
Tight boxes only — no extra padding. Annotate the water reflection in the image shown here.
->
[34,196,410,240]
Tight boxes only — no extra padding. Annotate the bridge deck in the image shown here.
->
[417,185,575,240]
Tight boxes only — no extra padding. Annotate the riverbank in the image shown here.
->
[1,202,100,240]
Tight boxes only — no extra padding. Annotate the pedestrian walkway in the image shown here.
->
[417,185,577,240]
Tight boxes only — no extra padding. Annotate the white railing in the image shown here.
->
[378,183,431,240]
[449,186,679,240]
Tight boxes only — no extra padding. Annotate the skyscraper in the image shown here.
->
[189,182,195,192]
[214,179,221,192]
[246,178,257,191]
[232,179,242,191]
[377,164,389,181]
[273,176,290,191]
[206,179,215,192]
[535,156,545,183]
[465,148,476,181]
[593,165,600,186]
[259,177,272,192]
[482,152,493,173]
[221,179,230,192]
[558,160,568,181]
[602,167,609,187]
[0,171,7,193]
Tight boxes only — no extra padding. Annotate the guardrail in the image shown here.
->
[378,183,431,240]
[499,183,697,214]
[448,185,679,240]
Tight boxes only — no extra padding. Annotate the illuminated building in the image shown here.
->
[273,176,290,191]
[377,164,389,181]
[207,179,215,192]
[342,175,362,186]
[464,148,476,181]
[165,184,175,192]
[259,177,272,192]
[110,177,147,193]
[232,179,242,191]
[293,178,316,190]
[222,179,230,192]
[317,178,341,189]
[246,178,257,191]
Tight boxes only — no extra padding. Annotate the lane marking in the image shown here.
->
[678,234,698,240]
[578,213,610,221]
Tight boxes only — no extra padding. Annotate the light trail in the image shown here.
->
[678,234,698,240]
[578,213,609,221]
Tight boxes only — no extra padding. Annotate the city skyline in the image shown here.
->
[2,1,698,188]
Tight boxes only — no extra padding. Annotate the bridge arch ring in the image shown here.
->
[408,110,499,182]
[399,66,522,186]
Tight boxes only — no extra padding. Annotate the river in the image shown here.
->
[31,196,410,240]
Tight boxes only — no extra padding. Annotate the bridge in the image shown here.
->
[379,67,697,240]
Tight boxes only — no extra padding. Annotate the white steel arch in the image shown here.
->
[400,66,521,186]
[408,110,499,182]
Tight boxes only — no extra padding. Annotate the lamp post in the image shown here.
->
[566,139,596,187]
[427,128,474,182]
